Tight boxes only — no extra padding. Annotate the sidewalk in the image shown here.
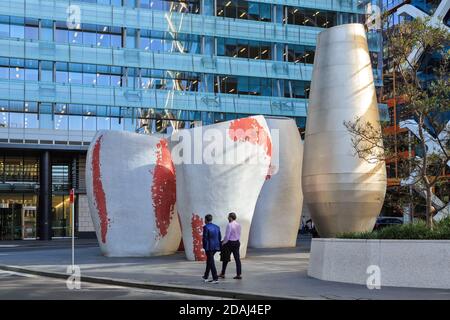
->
[1,236,449,300]
[0,238,97,248]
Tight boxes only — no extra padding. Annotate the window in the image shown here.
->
[96,25,110,47]
[0,111,8,128]
[126,28,137,49]
[286,8,337,28]
[68,63,82,84]
[260,78,271,96]
[259,3,271,22]
[287,45,315,64]
[219,38,271,60]
[0,57,9,79]
[83,24,97,46]
[40,19,53,41]
[55,22,68,44]
[83,64,97,85]
[25,60,38,81]
[126,67,137,88]
[55,114,68,130]
[217,1,270,22]
[140,29,151,51]
[24,102,38,129]
[9,112,24,128]
[286,80,308,98]
[111,66,122,87]
[25,18,39,40]
[124,0,136,8]
[83,105,97,116]
[83,116,96,130]
[4,156,24,181]
[56,62,70,83]
[97,116,110,130]
[237,76,249,94]
[122,107,135,131]
[52,194,72,237]
[9,58,24,80]
[110,117,123,131]
[67,104,83,130]
[41,61,54,82]
[110,27,122,48]
[39,103,53,129]
[55,103,68,114]
[0,16,9,37]
[69,115,82,130]
[68,29,81,44]
[10,17,24,39]
[96,65,111,86]
[83,105,97,130]
[248,2,260,21]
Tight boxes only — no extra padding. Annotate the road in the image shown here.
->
[0,270,226,300]
[2,236,449,300]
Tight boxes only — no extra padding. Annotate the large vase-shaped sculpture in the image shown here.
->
[302,24,387,237]
[86,130,181,256]
[171,115,272,261]
[249,117,304,248]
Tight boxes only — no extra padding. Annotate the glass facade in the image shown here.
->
[52,160,73,238]
[0,0,381,239]
[0,152,78,239]
[0,193,37,240]
[0,4,382,131]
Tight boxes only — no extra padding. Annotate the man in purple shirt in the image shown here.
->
[219,212,242,279]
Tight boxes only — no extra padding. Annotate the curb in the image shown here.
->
[0,265,299,300]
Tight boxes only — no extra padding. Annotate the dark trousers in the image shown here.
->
[204,250,218,280]
[221,240,242,276]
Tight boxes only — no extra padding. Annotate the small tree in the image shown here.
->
[345,18,450,229]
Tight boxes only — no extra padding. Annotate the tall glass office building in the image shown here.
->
[0,0,381,240]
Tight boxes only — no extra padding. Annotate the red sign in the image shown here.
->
[69,189,74,203]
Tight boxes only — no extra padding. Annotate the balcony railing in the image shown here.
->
[0,0,353,47]
[0,79,309,117]
[249,0,367,13]
[0,38,314,82]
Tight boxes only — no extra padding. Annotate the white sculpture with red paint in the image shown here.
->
[86,130,181,257]
[250,117,304,248]
[170,115,272,261]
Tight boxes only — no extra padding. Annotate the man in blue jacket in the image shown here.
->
[202,214,221,283]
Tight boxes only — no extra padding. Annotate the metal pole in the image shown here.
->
[72,200,74,268]
[70,189,75,269]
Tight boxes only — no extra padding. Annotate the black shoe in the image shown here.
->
[233,275,242,280]
[218,273,225,279]
[208,279,219,284]
[202,276,209,282]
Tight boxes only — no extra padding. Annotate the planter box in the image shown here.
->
[308,238,450,289]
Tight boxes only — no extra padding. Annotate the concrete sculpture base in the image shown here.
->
[308,238,450,289]
[250,117,304,248]
[302,23,387,237]
[171,116,272,261]
[86,131,181,257]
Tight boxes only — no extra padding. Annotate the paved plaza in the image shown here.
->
[0,236,449,300]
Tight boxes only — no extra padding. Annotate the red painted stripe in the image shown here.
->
[152,139,177,238]
[229,117,273,178]
[92,135,109,243]
[191,213,206,261]
[228,117,272,158]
